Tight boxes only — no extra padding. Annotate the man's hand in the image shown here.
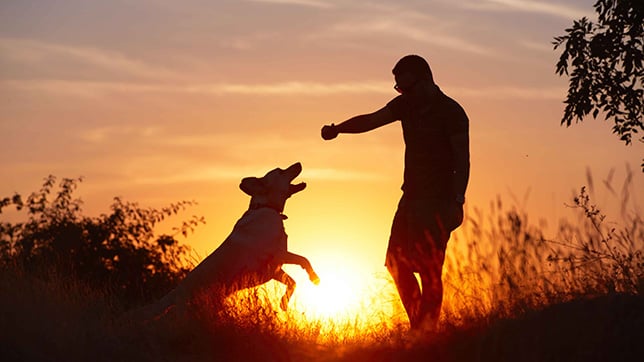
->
[321,124,339,140]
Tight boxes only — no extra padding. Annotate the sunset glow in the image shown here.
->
[1,0,642,339]
[281,263,405,339]
[291,265,365,319]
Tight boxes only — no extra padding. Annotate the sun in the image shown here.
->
[290,264,364,319]
[225,256,405,339]
[280,259,404,334]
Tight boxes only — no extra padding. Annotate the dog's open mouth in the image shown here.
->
[286,162,306,195]
[289,182,306,195]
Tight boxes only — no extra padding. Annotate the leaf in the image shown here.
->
[554,0,644,165]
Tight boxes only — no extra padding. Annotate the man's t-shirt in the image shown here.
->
[386,87,469,200]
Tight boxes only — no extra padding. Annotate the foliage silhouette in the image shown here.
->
[546,186,643,295]
[553,0,643,170]
[0,176,205,305]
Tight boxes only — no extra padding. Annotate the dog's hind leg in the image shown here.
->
[273,268,296,310]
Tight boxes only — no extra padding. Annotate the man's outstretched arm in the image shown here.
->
[322,106,396,140]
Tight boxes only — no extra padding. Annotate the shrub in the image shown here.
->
[0,176,204,305]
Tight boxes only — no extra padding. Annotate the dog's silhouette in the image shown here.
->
[139,162,319,319]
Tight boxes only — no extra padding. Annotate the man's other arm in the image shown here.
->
[450,131,470,203]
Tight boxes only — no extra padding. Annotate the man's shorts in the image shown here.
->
[385,194,462,271]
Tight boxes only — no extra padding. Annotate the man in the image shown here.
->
[320,55,470,330]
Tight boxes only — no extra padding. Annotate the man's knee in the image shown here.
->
[385,256,400,278]
[386,250,409,274]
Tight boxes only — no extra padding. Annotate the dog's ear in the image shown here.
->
[240,177,266,196]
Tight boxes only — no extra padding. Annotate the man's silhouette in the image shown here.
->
[321,55,470,330]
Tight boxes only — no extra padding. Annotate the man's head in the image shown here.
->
[392,55,434,94]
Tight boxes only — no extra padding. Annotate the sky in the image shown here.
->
[1,0,642,281]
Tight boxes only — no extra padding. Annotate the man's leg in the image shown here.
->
[417,247,446,330]
[385,198,422,328]
[386,253,421,327]
[416,215,450,330]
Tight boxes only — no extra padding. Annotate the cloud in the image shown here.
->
[1,79,392,96]
[215,32,280,51]
[248,0,334,8]
[460,0,590,20]
[517,39,554,53]
[0,37,180,80]
[303,168,384,181]
[130,167,255,185]
[197,81,390,95]
[307,5,500,58]
[136,164,386,185]
[331,21,493,56]
[78,125,163,144]
[3,78,565,100]
[130,166,383,185]
[71,125,388,186]
[450,85,565,100]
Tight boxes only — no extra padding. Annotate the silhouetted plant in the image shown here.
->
[553,0,644,170]
[0,176,205,305]
[444,167,643,323]
[546,186,643,295]
[445,195,552,318]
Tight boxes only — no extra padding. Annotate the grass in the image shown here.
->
[1,177,643,362]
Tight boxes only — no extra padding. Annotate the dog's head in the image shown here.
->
[239,162,306,213]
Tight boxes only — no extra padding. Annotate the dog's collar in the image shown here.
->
[249,203,288,220]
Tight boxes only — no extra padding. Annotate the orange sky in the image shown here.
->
[1,0,642,278]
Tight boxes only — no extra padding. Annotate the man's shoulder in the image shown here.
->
[436,90,464,110]
[386,94,405,109]
[386,95,408,119]
[436,91,468,121]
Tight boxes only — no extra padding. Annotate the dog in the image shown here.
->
[141,162,320,319]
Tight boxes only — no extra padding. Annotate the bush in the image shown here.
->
[443,168,643,323]
[0,176,205,305]
[546,186,644,295]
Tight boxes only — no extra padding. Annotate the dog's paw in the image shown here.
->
[310,273,320,285]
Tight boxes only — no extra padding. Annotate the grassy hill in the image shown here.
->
[1,267,642,362]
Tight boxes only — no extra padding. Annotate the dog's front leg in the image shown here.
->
[281,252,321,285]
[273,268,296,310]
